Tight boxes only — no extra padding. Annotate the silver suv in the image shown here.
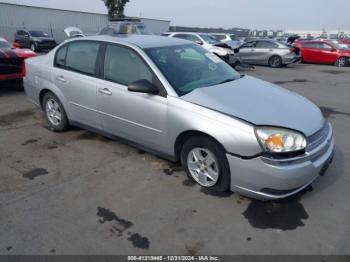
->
[24,35,334,200]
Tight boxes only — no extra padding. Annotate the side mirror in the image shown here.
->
[12,42,20,49]
[128,79,159,94]
[195,40,203,45]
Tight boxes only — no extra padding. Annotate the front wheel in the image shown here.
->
[30,42,38,52]
[43,92,69,132]
[269,55,283,68]
[335,57,348,67]
[181,136,231,192]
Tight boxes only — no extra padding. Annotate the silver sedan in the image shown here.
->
[23,35,334,200]
[238,39,300,67]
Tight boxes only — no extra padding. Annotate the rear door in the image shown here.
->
[95,43,168,152]
[301,42,320,63]
[23,31,31,48]
[16,31,25,47]
[51,40,101,128]
[254,40,278,64]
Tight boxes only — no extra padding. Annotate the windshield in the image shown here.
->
[144,44,240,96]
[29,31,49,37]
[0,41,11,48]
[331,42,349,49]
[199,34,220,45]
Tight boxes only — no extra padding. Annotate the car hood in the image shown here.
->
[181,75,324,136]
[64,27,85,38]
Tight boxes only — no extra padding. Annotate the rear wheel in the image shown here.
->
[181,136,230,192]
[43,92,69,132]
[335,57,348,67]
[268,55,283,68]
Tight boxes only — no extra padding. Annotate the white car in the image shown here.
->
[211,33,243,48]
[163,32,236,64]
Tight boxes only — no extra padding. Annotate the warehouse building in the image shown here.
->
[0,1,170,43]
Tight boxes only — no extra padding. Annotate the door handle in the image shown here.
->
[56,75,67,83]
[98,88,112,96]
[250,49,255,51]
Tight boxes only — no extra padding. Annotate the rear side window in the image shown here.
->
[241,41,256,48]
[65,41,99,76]
[256,41,278,48]
[318,43,332,50]
[55,45,68,68]
[103,44,153,86]
[303,42,318,49]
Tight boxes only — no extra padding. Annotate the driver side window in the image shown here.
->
[318,43,332,50]
[103,44,153,86]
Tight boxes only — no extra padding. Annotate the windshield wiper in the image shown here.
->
[217,78,236,85]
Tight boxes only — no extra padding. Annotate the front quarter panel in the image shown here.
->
[166,96,262,158]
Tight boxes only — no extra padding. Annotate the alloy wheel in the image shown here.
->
[337,57,347,67]
[270,56,281,67]
[46,98,62,126]
[187,147,220,187]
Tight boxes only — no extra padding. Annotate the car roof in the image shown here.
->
[79,35,191,49]
[169,32,208,35]
[0,37,8,42]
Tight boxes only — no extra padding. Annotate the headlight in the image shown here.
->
[226,48,234,55]
[212,48,227,56]
[255,127,307,153]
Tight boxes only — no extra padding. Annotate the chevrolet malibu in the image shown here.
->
[23,35,335,200]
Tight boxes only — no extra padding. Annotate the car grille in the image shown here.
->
[0,58,23,75]
[307,121,330,152]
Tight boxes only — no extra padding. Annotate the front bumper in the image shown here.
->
[36,42,56,50]
[227,123,335,200]
[219,54,237,65]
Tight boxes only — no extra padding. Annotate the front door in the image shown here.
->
[238,41,257,63]
[317,42,339,64]
[96,44,168,151]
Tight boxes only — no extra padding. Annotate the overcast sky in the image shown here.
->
[1,0,350,30]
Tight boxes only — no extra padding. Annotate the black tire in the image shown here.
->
[268,55,283,68]
[30,42,38,52]
[180,136,230,192]
[42,92,69,132]
[335,57,348,67]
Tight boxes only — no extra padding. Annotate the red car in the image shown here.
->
[295,40,350,67]
[340,37,350,45]
[0,37,37,81]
